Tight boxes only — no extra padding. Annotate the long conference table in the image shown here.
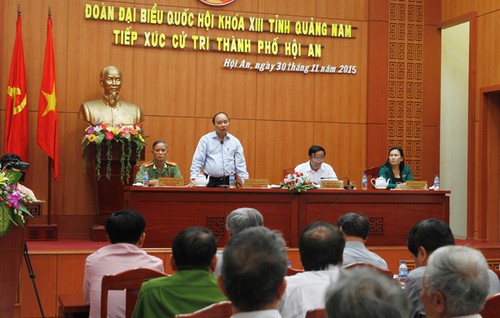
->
[123,186,450,248]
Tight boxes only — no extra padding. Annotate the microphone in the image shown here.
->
[339,176,354,190]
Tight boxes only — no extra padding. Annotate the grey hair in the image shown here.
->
[424,245,489,316]
[226,207,264,236]
[221,227,287,311]
[325,266,411,318]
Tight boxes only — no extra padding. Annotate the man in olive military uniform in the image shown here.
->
[135,140,182,186]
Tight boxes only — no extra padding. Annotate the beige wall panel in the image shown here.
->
[259,0,315,17]
[67,1,135,113]
[195,52,258,120]
[132,47,198,118]
[60,113,98,216]
[314,122,366,184]
[141,116,196,180]
[314,21,367,124]
[441,0,500,21]
[57,254,89,294]
[255,65,315,122]
[441,0,477,21]
[19,254,58,317]
[316,0,368,20]
[193,0,258,11]
[255,121,314,184]
[422,24,441,127]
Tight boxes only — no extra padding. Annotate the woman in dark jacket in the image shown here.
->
[378,147,413,189]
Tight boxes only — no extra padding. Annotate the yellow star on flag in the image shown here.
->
[42,84,56,117]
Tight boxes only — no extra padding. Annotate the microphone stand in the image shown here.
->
[23,243,45,318]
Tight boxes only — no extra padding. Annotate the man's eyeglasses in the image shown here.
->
[311,157,324,162]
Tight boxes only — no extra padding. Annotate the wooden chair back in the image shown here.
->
[481,293,500,318]
[305,308,326,318]
[174,300,233,318]
[100,268,167,318]
[286,267,304,276]
[342,262,393,279]
[364,166,380,189]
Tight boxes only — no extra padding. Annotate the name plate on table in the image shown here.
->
[243,179,269,188]
[405,181,428,190]
[159,177,185,187]
[321,180,344,189]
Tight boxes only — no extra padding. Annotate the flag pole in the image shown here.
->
[47,6,53,226]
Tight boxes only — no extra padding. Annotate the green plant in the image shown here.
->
[82,123,147,184]
[0,170,35,237]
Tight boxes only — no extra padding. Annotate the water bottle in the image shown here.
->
[142,172,149,187]
[398,260,408,287]
[433,174,440,191]
[362,173,368,190]
[229,174,236,188]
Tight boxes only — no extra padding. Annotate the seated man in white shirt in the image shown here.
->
[337,212,388,270]
[279,222,344,318]
[294,145,337,185]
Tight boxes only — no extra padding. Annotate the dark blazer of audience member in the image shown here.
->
[214,207,264,276]
[325,267,411,318]
[405,218,499,318]
[132,227,226,318]
[405,219,456,318]
[422,246,490,318]
[219,227,288,316]
[407,219,455,267]
[337,212,388,269]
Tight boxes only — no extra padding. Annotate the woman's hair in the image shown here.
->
[383,146,405,176]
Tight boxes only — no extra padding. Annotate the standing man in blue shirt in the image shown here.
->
[189,112,249,187]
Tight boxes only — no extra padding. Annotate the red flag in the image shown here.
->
[4,15,28,162]
[37,15,59,180]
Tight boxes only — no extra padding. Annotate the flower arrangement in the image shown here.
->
[280,172,316,192]
[82,123,147,184]
[0,170,35,237]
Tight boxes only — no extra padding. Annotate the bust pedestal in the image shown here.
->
[86,142,144,239]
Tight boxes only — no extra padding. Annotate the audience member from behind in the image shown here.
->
[422,245,490,318]
[219,227,288,317]
[325,266,411,318]
[378,146,413,189]
[337,212,388,270]
[214,207,264,276]
[132,227,226,318]
[294,145,338,185]
[134,140,182,186]
[84,209,164,318]
[405,218,499,318]
[279,222,345,318]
